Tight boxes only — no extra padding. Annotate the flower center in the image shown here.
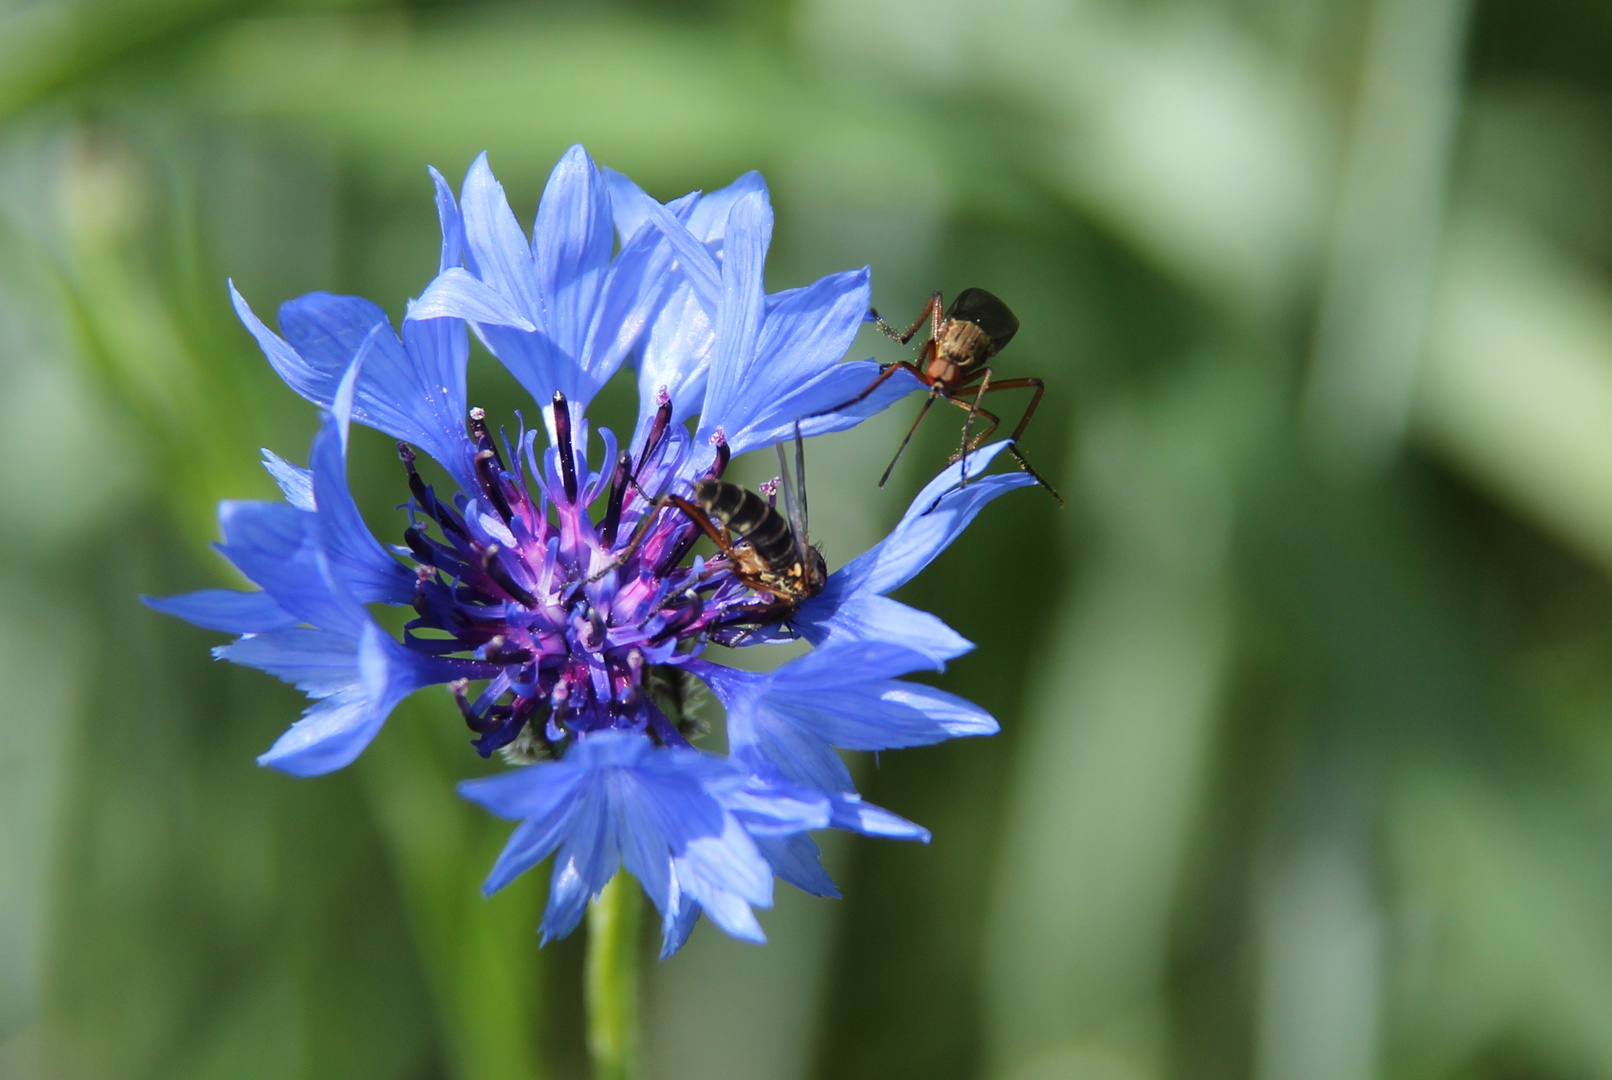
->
[396,390,782,760]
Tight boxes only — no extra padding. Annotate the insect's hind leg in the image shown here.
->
[941,377,1064,506]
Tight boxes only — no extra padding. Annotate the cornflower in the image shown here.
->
[148,145,1031,955]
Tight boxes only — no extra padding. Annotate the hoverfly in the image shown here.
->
[671,428,826,611]
[813,287,1061,504]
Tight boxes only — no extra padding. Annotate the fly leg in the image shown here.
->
[869,291,944,345]
[802,358,931,424]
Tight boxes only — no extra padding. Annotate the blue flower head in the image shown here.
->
[148,145,1029,953]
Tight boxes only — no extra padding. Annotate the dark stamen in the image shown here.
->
[403,523,437,565]
[474,448,515,522]
[484,634,534,665]
[552,392,578,503]
[637,387,673,479]
[599,450,633,548]
[468,407,505,468]
[480,544,538,608]
[399,441,469,539]
[449,679,501,734]
[398,442,429,504]
[709,429,730,479]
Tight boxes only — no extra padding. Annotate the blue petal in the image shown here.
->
[395,315,479,490]
[604,167,658,243]
[697,643,996,806]
[695,189,771,446]
[214,500,360,635]
[826,791,929,841]
[281,291,478,490]
[796,593,973,664]
[477,323,583,418]
[693,261,915,464]
[253,622,447,776]
[706,771,830,836]
[460,731,797,951]
[308,375,416,608]
[697,664,854,794]
[274,291,393,400]
[753,833,839,898]
[611,169,776,447]
[460,758,587,821]
[751,269,870,405]
[659,900,702,960]
[260,449,315,510]
[142,588,298,634]
[532,145,615,363]
[610,179,721,316]
[460,762,589,892]
[411,267,537,332]
[215,626,358,697]
[460,152,541,321]
[616,782,677,921]
[237,283,477,491]
[727,358,920,459]
[428,164,464,273]
[542,780,617,942]
[684,170,769,245]
[231,281,326,401]
[578,217,678,389]
[765,642,998,750]
[632,286,712,447]
[830,441,1036,597]
[673,814,771,944]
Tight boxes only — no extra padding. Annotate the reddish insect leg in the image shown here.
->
[870,291,945,345]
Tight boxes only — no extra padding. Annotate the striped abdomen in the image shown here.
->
[693,479,796,569]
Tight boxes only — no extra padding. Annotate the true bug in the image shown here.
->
[814,287,1061,504]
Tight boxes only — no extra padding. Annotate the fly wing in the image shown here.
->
[775,433,808,563]
[947,287,1019,351]
[793,420,808,542]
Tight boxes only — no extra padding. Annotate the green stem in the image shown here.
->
[585,874,641,1080]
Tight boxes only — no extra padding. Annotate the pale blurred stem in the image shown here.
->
[585,874,641,1080]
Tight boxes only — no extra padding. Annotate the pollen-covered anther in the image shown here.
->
[709,427,730,477]
[638,390,675,478]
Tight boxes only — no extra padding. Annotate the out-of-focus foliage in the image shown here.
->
[5,0,1612,1078]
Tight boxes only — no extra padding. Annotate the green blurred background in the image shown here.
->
[7,0,1612,1077]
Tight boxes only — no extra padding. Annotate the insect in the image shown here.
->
[813,287,1061,504]
[673,430,826,610]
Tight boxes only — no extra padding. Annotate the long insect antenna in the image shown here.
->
[879,391,940,488]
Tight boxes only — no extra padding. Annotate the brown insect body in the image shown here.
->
[693,478,827,602]
[926,314,996,386]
